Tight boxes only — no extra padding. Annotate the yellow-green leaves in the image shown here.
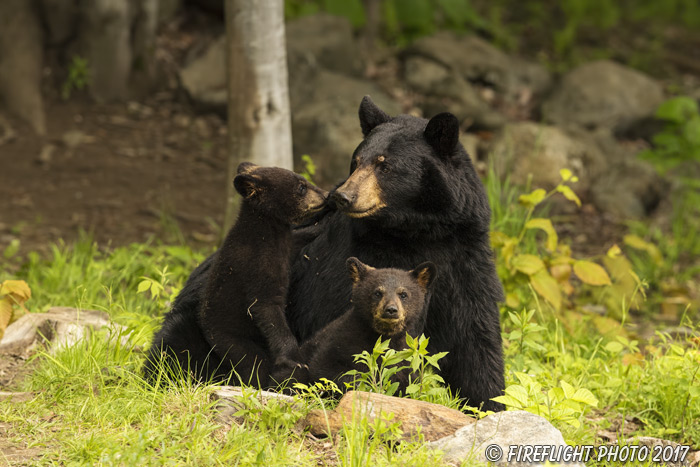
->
[494,167,619,313]
[624,234,663,265]
[492,373,597,427]
[0,280,31,340]
[518,189,546,208]
[573,260,612,286]
[531,269,562,310]
[555,184,581,207]
[511,254,545,275]
[525,218,558,252]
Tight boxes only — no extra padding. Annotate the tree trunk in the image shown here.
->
[0,0,46,135]
[222,0,293,235]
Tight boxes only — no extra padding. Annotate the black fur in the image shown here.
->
[301,258,436,391]
[144,164,326,387]
[287,97,505,411]
[146,97,505,411]
[358,95,391,137]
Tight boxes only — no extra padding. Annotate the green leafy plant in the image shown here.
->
[343,334,458,406]
[61,55,90,100]
[299,154,317,183]
[345,336,408,396]
[136,266,181,312]
[639,96,700,173]
[493,372,598,427]
[491,169,619,313]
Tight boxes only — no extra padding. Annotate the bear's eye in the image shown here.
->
[378,163,390,174]
[398,291,408,300]
[373,290,383,299]
[298,184,307,196]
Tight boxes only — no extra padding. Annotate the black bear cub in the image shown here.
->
[301,257,436,391]
[144,162,327,386]
[199,162,327,387]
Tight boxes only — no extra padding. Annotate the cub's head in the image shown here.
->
[331,96,469,222]
[346,257,437,337]
[234,162,328,224]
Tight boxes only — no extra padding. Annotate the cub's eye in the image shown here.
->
[373,290,383,299]
[298,184,307,196]
[399,291,408,300]
[379,163,390,174]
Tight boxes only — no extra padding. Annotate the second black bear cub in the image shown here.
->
[302,257,436,391]
[199,162,327,387]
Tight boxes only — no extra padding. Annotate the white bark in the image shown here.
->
[223,0,293,233]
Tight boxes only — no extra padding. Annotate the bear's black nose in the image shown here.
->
[383,305,398,318]
[333,191,353,209]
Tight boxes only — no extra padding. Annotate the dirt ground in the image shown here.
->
[0,93,232,258]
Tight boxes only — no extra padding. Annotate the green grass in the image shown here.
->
[1,169,699,464]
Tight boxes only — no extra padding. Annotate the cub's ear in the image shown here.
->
[359,95,390,137]
[233,173,259,199]
[346,257,373,284]
[424,112,460,158]
[411,261,437,291]
[237,162,259,174]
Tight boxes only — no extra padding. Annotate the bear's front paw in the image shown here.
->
[270,357,310,387]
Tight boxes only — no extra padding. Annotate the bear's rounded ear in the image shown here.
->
[359,95,390,137]
[424,112,460,158]
[346,257,372,284]
[411,261,437,291]
[237,162,259,174]
[233,173,258,199]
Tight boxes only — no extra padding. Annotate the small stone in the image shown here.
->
[173,114,192,128]
[194,117,211,139]
[0,307,126,355]
[62,130,95,149]
[37,144,56,165]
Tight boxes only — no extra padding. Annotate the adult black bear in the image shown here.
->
[286,97,505,411]
[147,97,505,411]
[302,257,436,391]
[144,163,327,386]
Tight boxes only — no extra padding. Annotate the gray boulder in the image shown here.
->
[286,13,363,78]
[430,410,585,466]
[291,69,399,187]
[590,157,665,219]
[180,13,365,116]
[489,122,607,196]
[179,36,227,114]
[404,55,505,129]
[542,60,664,133]
[0,307,126,355]
[403,32,551,104]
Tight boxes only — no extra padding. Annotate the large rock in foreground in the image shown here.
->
[430,410,585,466]
[303,391,476,442]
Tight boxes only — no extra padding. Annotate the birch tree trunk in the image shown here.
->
[223,0,294,234]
